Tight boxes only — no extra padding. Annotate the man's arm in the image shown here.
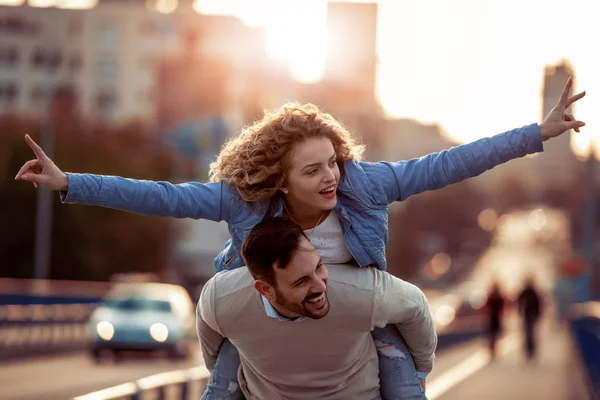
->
[197,280,226,370]
[371,270,437,376]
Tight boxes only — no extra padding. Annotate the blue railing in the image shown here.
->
[569,302,600,399]
[0,278,110,360]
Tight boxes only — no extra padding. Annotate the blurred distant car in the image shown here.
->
[88,282,195,362]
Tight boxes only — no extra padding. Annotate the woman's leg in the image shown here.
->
[372,325,428,400]
[201,339,245,400]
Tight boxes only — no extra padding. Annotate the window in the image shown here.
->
[97,23,118,50]
[103,298,172,313]
[97,55,118,82]
[30,48,62,71]
[0,15,40,36]
[96,90,118,116]
[0,46,19,67]
[0,83,19,104]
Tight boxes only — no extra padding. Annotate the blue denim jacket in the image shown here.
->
[61,123,543,272]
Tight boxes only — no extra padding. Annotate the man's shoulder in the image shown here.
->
[204,267,255,298]
[326,264,377,291]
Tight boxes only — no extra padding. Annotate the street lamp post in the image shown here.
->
[33,5,59,280]
[33,115,55,280]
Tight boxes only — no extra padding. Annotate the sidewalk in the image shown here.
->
[430,310,592,400]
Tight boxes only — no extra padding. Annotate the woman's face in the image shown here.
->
[283,137,340,214]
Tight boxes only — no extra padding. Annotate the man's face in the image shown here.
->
[271,237,330,319]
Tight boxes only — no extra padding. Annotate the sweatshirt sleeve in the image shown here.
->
[371,270,437,374]
[197,277,226,370]
[60,173,229,222]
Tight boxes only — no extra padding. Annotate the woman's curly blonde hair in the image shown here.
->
[209,102,365,202]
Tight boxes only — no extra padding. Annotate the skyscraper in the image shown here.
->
[535,60,579,187]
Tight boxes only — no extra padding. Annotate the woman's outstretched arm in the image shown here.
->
[15,134,228,222]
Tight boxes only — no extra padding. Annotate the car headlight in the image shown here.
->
[96,321,114,341]
[149,323,169,342]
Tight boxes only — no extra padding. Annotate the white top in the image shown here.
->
[304,209,354,264]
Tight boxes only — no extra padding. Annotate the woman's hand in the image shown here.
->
[540,77,586,141]
[14,134,69,191]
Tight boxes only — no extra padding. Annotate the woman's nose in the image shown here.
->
[324,167,336,182]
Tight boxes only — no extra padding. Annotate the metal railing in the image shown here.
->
[73,365,211,400]
[568,301,600,399]
[0,303,97,359]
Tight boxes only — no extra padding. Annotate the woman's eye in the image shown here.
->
[307,169,317,175]
[329,160,336,167]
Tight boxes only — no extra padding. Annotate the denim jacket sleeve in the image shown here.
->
[361,123,543,204]
[59,173,229,222]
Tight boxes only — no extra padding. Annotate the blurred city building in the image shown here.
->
[535,61,582,185]
[381,118,456,162]
[0,2,172,121]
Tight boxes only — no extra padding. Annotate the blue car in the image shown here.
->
[88,282,196,361]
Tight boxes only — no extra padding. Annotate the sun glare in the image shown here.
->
[194,0,328,84]
[265,1,327,84]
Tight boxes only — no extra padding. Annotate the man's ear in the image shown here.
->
[254,279,275,300]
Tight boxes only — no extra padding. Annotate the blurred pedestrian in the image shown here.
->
[517,278,543,360]
[485,282,506,358]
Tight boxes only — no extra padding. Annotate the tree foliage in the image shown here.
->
[0,114,174,281]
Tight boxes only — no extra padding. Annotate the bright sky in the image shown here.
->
[4,0,598,156]
[191,0,598,156]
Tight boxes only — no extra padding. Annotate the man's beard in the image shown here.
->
[273,287,330,319]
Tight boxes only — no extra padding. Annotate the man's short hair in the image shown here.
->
[241,217,308,286]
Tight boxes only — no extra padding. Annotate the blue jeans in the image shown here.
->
[201,325,427,400]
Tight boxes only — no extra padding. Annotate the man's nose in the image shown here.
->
[312,275,327,293]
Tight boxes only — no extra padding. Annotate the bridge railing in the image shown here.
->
[73,365,211,400]
[0,302,98,359]
[0,278,110,360]
[568,301,600,399]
